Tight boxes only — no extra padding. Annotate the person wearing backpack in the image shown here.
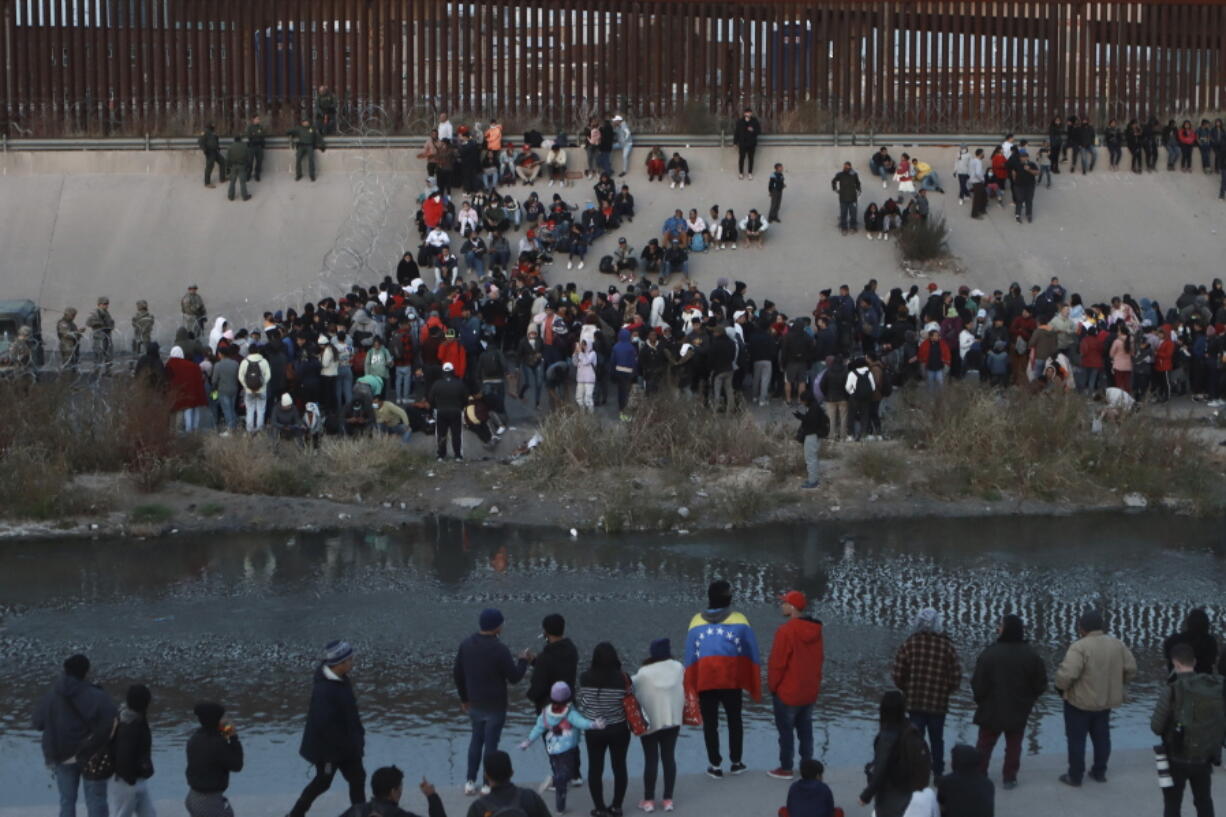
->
[844,358,876,442]
[892,608,961,777]
[338,766,445,817]
[859,690,929,817]
[793,391,829,489]
[464,750,551,817]
[1053,610,1138,787]
[1150,642,1223,817]
[33,654,117,817]
[238,348,272,432]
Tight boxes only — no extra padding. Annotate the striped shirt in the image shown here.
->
[576,680,626,726]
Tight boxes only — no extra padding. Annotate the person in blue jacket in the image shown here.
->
[610,328,639,420]
[289,640,366,817]
[780,759,836,817]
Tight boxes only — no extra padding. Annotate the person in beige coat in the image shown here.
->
[1053,610,1137,787]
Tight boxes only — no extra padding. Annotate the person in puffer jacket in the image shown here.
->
[768,591,825,779]
[520,682,603,814]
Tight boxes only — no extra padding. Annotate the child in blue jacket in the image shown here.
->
[520,682,604,813]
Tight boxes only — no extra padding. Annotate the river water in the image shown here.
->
[1,513,1222,806]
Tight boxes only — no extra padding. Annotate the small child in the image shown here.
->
[778,759,840,817]
[520,682,604,814]
[1038,144,1053,188]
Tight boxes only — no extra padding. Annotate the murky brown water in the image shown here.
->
[1,513,1222,805]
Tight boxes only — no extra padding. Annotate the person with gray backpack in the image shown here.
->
[1150,642,1224,817]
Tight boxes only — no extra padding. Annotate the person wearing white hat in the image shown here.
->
[428,361,468,461]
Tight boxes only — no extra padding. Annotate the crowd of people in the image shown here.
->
[33,587,1226,817]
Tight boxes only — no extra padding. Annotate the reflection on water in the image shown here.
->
[0,513,1222,806]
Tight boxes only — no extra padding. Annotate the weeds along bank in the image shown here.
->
[0,380,1222,535]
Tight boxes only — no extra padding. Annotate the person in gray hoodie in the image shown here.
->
[32,654,118,817]
[210,346,242,434]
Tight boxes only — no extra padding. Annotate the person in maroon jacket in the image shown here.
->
[1077,325,1108,394]
[767,591,825,781]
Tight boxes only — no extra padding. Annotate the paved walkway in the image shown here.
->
[2,749,1216,817]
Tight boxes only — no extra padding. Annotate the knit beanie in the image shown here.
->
[550,681,571,703]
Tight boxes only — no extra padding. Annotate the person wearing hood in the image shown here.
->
[271,393,306,440]
[632,639,685,814]
[185,701,243,817]
[33,654,118,817]
[238,348,272,432]
[133,341,166,392]
[166,346,207,433]
[685,580,761,779]
[289,641,366,817]
[208,317,229,353]
[937,745,994,817]
[610,328,638,420]
[780,759,835,817]
[970,614,1047,787]
[1054,610,1138,787]
[892,608,961,777]
[767,591,825,780]
[113,684,155,817]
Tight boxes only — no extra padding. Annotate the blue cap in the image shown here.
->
[479,608,505,632]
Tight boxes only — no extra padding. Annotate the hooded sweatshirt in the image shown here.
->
[526,638,580,713]
[33,673,118,766]
[114,704,154,785]
[768,615,825,706]
[525,703,597,755]
[610,328,638,373]
[784,776,836,817]
[936,745,994,817]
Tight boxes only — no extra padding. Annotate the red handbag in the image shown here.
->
[622,673,650,736]
[683,687,703,727]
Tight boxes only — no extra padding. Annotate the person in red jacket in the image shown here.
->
[1009,308,1038,387]
[1155,327,1177,401]
[914,329,951,390]
[438,328,468,379]
[165,345,207,432]
[767,591,825,781]
[1077,326,1107,393]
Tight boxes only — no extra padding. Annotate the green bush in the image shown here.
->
[898,216,950,261]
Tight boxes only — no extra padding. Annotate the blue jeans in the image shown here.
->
[1079,146,1096,173]
[772,697,814,771]
[838,200,857,229]
[482,168,499,190]
[394,366,413,403]
[871,162,891,181]
[908,710,947,776]
[464,253,485,277]
[336,365,354,407]
[378,423,413,444]
[1064,700,1111,783]
[597,151,613,174]
[520,363,543,406]
[465,706,508,782]
[662,259,687,279]
[920,171,942,190]
[54,763,108,817]
[925,369,945,389]
[218,393,237,431]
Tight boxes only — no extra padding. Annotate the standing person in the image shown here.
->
[577,643,631,817]
[238,346,272,432]
[244,115,266,181]
[453,608,533,796]
[57,307,82,370]
[1150,643,1224,817]
[33,654,117,817]
[429,361,468,461]
[632,639,685,814]
[1162,609,1220,675]
[1011,148,1039,224]
[112,685,155,817]
[465,751,552,817]
[767,163,786,222]
[597,116,616,176]
[185,702,243,817]
[793,390,829,489]
[733,108,761,179]
[290,119,326,182]
[970,614,1047,788]
[521,683,602,815]
[1048,116,1066,173]
[684,580,762,779]
[130,301,155,356]
[527,614,581,724]
[613,114,633,177]
[338,766,446,817]
[85,297,115,376]
[1053,610,1138,787]
[831,162,861,234]
[316,85,339,133]
[953,145,972,204]
[892,607,961,777]
[969,148,988,219]
[573,338,597,411]
[858,690,928,817]
[181,284,206,335]
[288,641,366,817]
[225,137,251,202]
[767,591,825,781]
[197,124,226,187]
[610,328,638,421]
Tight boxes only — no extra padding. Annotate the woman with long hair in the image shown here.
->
[631,639,685,813]
[577,642,631,817]
[858,690,922,817]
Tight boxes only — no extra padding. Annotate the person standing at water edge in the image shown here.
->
[185,701,243,817]
[33,654,117,817]
[632,638,685,813]
[338,766,447,817]
[112,684,156,817]
[892,607,961,777]
[1054,609,1137,787]
[288,641,366,817]
[970,614,1047,788]
[767,590,824,780]
[1150,642,1224,817]
[454,608,533,795]
[684,579,761,778]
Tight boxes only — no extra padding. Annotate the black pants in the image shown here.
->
[850,400,871,439]
[737,144,756,175]
[289,757,366,817]
[1146,142,1159,169]
[436,411,463,458]
[1163,761,1214,817]
[699,688,743,767]
[970,182,988,217]
[768,191,782,221]
[641,726,680,801]
[1181,144,1195,169]
[1108,144,1122,166]
[1050,140,1063,171]
[585,722,630,812]
[204,150,226,185]
[614,371,633,411]
[1014,185,1034,220]
[248,146,264,181]
[296,146,317,180]
[1130,147,1144,173]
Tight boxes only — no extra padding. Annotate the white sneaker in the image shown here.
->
[747,173,753,180]
[464,781,478,796]
[680,181,686,189]
[959,198,964,205]
[548,180,555,187]
[883,233,890,240]
[670,181,676,189]
[567,261,573,270]
[577,261,584,269]
[846,435,855,443]
[883,180,888,188]
[866,233,873,240]
[731,243,737,249]
[738,173,744,180]
[481,785,491,796]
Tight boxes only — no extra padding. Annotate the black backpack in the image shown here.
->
[890,724,933,793]
[852,369,874,402]
[243,360,265,392]
[599,255,615,274]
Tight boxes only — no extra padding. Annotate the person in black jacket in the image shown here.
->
[970,614,1047,788]
[429,362,469,460]
[340,766,447,817]
[466,751,552,817]
[113,684,155,817]
[794,390,829,489]
[289,641,366,817]
[733,108,761,179]
[1162,608,1220,675]
[937,744,994,817]
[185,701,244,817]
[858,691,918,817]
[527,614,580,715]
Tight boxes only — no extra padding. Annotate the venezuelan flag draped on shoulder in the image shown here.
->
[684,607,762,700]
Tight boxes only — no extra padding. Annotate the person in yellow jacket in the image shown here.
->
[1053,610,1137,787]
[912,156,946,193]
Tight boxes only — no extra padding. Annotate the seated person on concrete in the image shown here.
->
[778,759,838,817]
[868,147,895,185]
[740,209,767,247]
[864,202,883,240]
[667,152,691,188]
[662,209,689,247]
[646,146,667,181]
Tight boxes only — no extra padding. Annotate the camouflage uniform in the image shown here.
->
[181,288,206,335]
[57,308,81,370]
[85,298,115,375]
[131,300,155,355]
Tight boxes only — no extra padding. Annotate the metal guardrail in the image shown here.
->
[1,132,1043,152]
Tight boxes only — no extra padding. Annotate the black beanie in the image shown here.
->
[193,701,225,730]
[708,580,732,609]
[126,684,152,714]
[484,750,513,784]
[1079,610,1106,633]
[63,654,90,680]
[542,613,565,638]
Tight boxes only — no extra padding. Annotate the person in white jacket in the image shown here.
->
[631,639,685,814]
[237,350,272,432]
[952,146,972,203]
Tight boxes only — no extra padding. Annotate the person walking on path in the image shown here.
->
[184,701,244,817]
[733,108,760,179]
[831,162,861,234]
[1150,643,1224,817]
[112,684,156,817]
[338,766,447,817]
[970,614,1047,788]
[767,590,825,781]
[768,163,786,222]
[1053,610,1138,787]
[577,643,632,817]
[33,654,118,817]
[464,751,552,817]
[632,638,685,814]
[892,607,961,777]
[521,682,604,815]
[288,641,366,817]
[453,608,534,796]
[684,579,762,779]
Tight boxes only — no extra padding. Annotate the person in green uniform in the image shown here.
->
[316,85,338,134]
[181,285,206,335]
[85,296,115,376]
[226,137,252,202]
[198,124,226,187]
[289,120,326,182]
[131,300,155,356]
[245,115,267,181]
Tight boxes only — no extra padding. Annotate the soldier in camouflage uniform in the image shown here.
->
[289,119,326,182]
[245,115,267,181]
[85,296,115,375]
[131,300,156,355]
[5,326,35,380]
[57,307,82,371]
[181,285,206,335]
[315,85,339,134]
